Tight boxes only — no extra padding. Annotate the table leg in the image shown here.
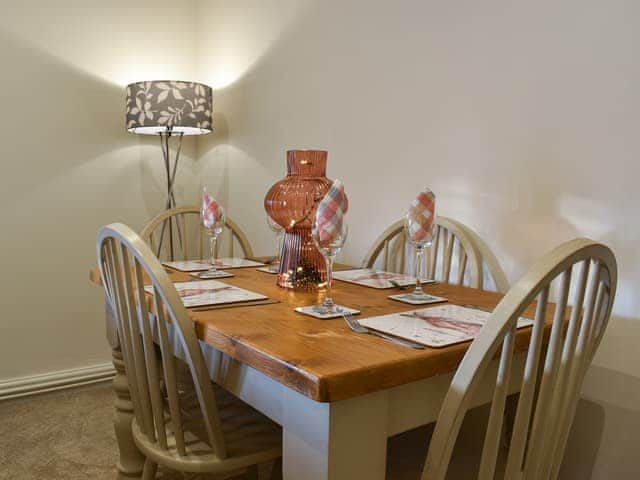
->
[282,389,389,480]
[112,347,145,479]
[106,298,145,480]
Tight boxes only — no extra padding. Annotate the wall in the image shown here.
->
[0,1,199,381]
[0,0,637,476]
[195,1,640,478]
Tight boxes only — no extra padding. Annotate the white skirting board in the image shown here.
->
[0,363,115,401]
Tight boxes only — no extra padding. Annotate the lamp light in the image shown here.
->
[125,80,213,256]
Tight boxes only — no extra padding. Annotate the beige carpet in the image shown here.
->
[0,384,118,480]
[0,383,436,480]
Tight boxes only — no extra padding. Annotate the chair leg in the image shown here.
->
[244,464,260,480]
[267,458,283,480]
[253,459,282,480]
[142,458,157,480]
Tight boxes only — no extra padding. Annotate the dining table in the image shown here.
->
[89,260,544,480]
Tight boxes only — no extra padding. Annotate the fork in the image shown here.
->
[343,312,425,349]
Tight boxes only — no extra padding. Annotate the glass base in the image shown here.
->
[198,269,228,279]
[311,304,343,315]
[267,262,280,273]
[406,291,435,301]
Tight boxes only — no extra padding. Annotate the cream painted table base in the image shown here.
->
[281,389,388,479]
[204,342,399,480]
[105,302,145,479]
[200,340,524,480]
[106,301,525,480]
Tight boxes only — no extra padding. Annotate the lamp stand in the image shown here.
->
[156,130,184,259]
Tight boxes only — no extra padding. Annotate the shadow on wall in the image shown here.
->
[0,26,178,378]
[0,30,127,207]
[195,111,231,207]
[561,398,605,479]
[139,135,167,216]
[138,133,199,217]
[192,3,640,479]
[195,0,640,304]
[563,363,640,480]
[385,395,607,480]
[195,0,329,248]
[0,26,186,223]
[562,393,640,480]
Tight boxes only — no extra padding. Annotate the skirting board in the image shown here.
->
[0,363,115,401]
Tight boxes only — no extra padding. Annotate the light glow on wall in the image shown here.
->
[195,0,314,89]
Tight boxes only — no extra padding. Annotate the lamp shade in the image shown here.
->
[125,80,213,135]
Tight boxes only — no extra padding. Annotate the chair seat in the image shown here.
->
[132,381,282,474]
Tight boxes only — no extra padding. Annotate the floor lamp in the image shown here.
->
[125,80,213,258]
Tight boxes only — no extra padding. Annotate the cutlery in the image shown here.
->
[190,298,279,312]
[343,311,425,349]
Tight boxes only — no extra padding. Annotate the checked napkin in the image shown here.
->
[407,189,436,243]
[315,180,349,243]
[201,188,222,229]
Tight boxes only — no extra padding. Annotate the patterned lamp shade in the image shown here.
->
[125,80,213,135]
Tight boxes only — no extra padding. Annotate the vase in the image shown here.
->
[264,150,332,290]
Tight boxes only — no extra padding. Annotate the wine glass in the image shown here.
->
[266,215,284,272]
[311,221,348,314]
[199,204,226,279]
[405,189,436,301]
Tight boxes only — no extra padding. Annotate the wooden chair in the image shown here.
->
[97,223,281,479]
[362,217,486,289]
[141,206,255,262]
[422,238,617,479]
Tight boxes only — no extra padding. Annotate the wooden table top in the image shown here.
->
[90,263,537,403]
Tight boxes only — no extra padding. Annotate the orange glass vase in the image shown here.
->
[264,150,332,290]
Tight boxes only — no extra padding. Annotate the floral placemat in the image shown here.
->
[163,258,265,272]
[358,304,533,348]
[145,280,267,308]
[333,268,435,289]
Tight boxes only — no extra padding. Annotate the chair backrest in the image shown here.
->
[140,206,254,262]
[362,216,485,289]
[461,224,510,293]
[422,238,617,480]
[97,223,227,459]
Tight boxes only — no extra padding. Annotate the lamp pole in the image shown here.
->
[125,80,213,259]
[157,128,184,259]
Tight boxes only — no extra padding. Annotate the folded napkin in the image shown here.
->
[407,189,436,243]
[201,188,222,229]
[315,180,349,243]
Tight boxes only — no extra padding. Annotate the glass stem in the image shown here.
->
[323,255,335,308]
[209,235,218,271]
[276,233,283,262]
[414,246,424,296]
[269,233,283,272]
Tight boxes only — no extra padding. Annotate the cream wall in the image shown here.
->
[195,1,640,478]
[1,0,638,477]
[0,1,199,380]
